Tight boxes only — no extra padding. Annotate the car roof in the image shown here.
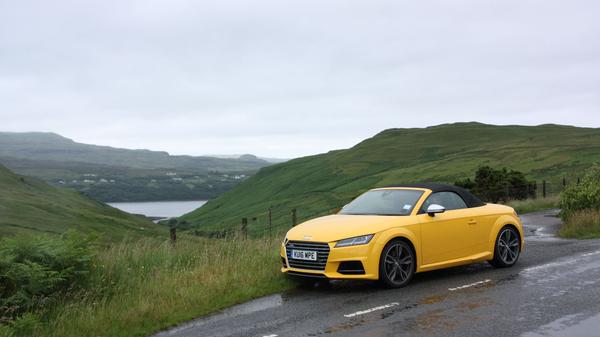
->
[383,183,486,208]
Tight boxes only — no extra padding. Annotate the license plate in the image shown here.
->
[291,249,317,261]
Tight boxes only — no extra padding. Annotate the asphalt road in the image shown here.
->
[154,210,600,337]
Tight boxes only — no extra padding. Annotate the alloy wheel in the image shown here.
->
[383,242,414,285]
[498,228,520,264]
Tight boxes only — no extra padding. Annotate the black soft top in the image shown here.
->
[385,183,486,208]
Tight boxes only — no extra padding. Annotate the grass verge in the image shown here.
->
[11,235,292,337]
[558,209,600,239]
[505,196,559,214]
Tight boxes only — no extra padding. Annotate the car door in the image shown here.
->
[418,191,480,266]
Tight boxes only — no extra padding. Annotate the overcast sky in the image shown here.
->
[1,0,599,158]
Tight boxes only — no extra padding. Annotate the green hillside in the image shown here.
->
[0,164,166,241]
[0,132,271,201]
[179,122,600,234]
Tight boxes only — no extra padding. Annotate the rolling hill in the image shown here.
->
[0,164,166,241]
[179,122,600,234]
[0,132,272,201]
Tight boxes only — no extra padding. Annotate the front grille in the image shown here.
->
[285,241,330,271]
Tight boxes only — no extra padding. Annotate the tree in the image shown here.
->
[456,166,533,203]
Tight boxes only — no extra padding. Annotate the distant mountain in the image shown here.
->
[0,132,273,202]
[179,122,600,233]
[207,154,289,163]
[0,164,166,241]
[0,132,269,170]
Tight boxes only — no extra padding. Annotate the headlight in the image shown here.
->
[335,234,374,248]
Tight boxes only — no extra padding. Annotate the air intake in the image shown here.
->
[337,261,365,275]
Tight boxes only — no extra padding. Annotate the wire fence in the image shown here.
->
[178,176,579,240]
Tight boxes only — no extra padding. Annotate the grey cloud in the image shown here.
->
[1,0,599,157]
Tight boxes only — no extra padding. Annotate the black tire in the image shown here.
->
[378,239,416,288]
[489,226,521,268]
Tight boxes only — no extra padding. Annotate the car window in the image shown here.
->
[421,191,468,212]
[340,189,424,216]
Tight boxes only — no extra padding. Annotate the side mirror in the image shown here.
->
[426,204,445,217]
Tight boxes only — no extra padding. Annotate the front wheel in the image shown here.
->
[379,239,416,288]
[489,226,521,268]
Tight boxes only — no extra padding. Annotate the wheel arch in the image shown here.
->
[374,228,420,278]
[488,215,523,254]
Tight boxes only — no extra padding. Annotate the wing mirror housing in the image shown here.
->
[426,204,446,217]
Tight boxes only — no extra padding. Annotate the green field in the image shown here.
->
[0,164,166,241]
[180,123,600,234]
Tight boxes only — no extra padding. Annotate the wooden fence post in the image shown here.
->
[241,218,248,239]
[170,227,177,244]
[542,180,546,198]
[562,177,566,189]
[291,208,297,227]
[268,207,272,236]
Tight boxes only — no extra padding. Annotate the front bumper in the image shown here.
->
[280,240,379,280]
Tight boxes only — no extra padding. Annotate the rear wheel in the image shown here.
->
[489,226,521,267]
[379,239,415,288]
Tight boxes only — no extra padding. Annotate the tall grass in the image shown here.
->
[505,195,559,214]
[558,209,600,239]
[25,234,290,337]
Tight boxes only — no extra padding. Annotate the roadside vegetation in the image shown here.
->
[558,164,600,239]
[0,233,291,337]
[506,195,559,214]
[559,209,600,239]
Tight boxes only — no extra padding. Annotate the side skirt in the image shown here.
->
[417,252,493,273]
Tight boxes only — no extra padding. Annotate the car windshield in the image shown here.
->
[339,189,424,216]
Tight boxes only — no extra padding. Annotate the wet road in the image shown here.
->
[154,210,600,337]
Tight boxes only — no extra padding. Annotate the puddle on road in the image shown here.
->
[521,312,600,337]
[315,288,495,335]
[419,294,448,305]
[520,250,600,286]
[227,294,283,316]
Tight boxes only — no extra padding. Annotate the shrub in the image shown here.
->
[456,166,534,202]
[560,163,600,215]
[0,232,94,323]
[0,324,14,337]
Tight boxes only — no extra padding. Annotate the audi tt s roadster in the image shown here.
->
[280,184,524,287]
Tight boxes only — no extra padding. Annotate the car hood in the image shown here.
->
[286,214,415,243]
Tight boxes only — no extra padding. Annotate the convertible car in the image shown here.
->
[280,184,524,287]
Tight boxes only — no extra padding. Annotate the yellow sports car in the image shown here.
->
[280,184,524,287]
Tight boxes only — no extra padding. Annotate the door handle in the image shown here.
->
[468,219,477,225]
